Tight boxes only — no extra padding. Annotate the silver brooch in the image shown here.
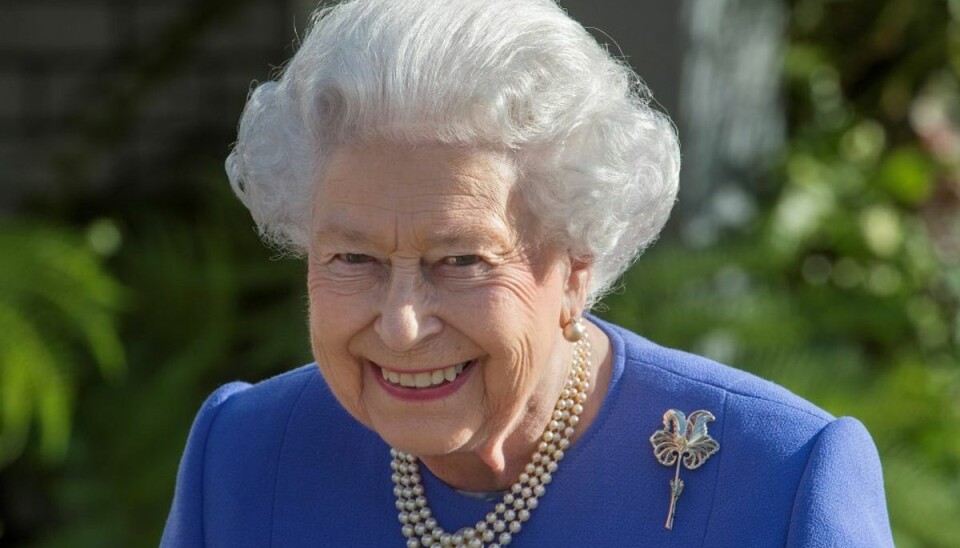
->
[649,409,720,530]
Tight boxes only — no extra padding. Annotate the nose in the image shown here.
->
[374,267,443,352]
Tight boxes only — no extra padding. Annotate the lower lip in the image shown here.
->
[371,360,477,402]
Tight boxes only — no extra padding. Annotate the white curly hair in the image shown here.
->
[225,0,680,305]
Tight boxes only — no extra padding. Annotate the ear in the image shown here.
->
[559,256,592,327]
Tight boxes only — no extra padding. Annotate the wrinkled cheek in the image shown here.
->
[310,326,368,422]
[482,337,534,416]
[306,277,369,419]
[503,337,534,382]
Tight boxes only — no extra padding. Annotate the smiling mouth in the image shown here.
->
[378,360,474,388]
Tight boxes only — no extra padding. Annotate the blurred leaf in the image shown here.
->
[0,222,124,466]
[874,147,936,205]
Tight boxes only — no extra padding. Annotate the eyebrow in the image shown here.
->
[423,225,511,248]
[313,224,378,246]
[313,221,512,249]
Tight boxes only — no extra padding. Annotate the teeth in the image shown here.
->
[380,361,471,388]
[414,372,431,388]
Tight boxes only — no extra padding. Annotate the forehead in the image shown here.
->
[313,143,519,241]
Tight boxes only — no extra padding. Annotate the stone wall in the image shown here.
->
[0,0,684,213]
[0,0,295,211]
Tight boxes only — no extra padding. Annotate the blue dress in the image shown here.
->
[161,318,894,547]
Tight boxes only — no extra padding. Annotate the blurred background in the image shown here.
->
[0,0,958,546]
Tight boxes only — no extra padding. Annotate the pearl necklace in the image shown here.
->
[391,336,592,548]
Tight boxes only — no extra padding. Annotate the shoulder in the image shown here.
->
[162,364,372,547]
[175,365,324,456]
[170,364,329,483]
[595,316,882,464]
[596,315,834,427]
[199,364,322,426]
[192,364,355,461]
[785,415,892,546]
[588,317,893,546]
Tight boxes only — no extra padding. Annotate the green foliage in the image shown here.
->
[28,170,312,548]
[0,222,124,466]
[602,1,960,546]
[601,234,960,546]
[1,164,311,547]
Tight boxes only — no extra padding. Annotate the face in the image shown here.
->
[306,143,589,458]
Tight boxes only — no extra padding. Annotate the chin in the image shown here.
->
[372,417,477,457]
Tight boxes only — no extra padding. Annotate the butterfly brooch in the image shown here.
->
[649,409,720,530]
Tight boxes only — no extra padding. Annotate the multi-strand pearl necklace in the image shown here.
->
[391,336,592,548]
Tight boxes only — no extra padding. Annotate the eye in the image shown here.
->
[336,253,376,264]
[442,255,482,267]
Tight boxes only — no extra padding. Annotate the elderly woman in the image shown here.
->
[161,0,893,546]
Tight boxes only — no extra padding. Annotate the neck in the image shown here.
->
[418,321,612,492]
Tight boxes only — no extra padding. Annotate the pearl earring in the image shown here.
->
[563,317,587,342]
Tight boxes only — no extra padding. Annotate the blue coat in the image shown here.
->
[162,318,894,546]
